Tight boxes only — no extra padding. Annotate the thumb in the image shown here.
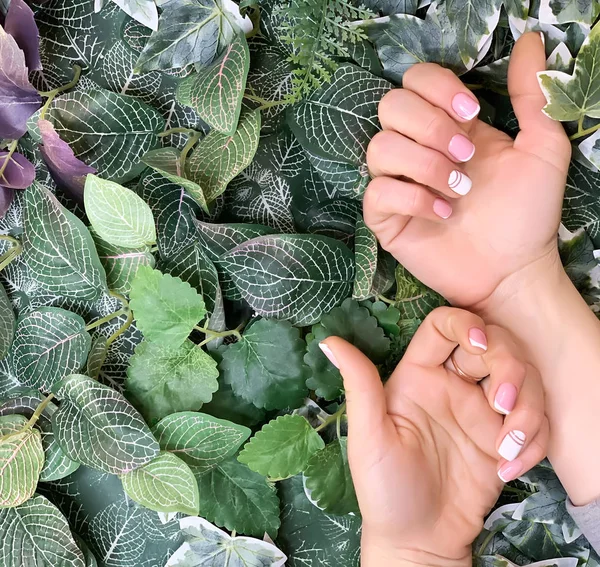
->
[318,337,387,440]
[508,32,571,171]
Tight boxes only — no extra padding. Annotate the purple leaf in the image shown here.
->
[0,151,35,189]
[0,187,14,219]
[0,26,42,139]
[4,0,41,71]
[38,119,96,202]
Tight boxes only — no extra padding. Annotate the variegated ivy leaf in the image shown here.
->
[289,64,391,199]
[10,307,92,392]
[152,411,250,474]
[142,147,209,212]
[167,516,287,567]
[121,451,200,516]
[51,373,160,475]
[353,217,378,300]
[579,129,600,170]
[177,33,250,135]
[0,414,44,508]
[538,23,600,121]
[362,0,418,15]
[539,0,599,25]
[0,284,15,359]
[106,0,159,31]
[220,234,355,326]
[186,106,261,202]
[0,495,86,567]
[134,0,253,73]
[47,85,165,184]
[23,182,108,301]
[84,175,157,249]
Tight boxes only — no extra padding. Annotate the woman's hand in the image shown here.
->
[364,32,571,307]
[320,307,548,567]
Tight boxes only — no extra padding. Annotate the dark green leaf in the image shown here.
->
[0,284,15,359]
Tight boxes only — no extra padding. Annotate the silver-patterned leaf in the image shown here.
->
[107,0,159,30]
[353,217,378,300]
[0,284,15,359]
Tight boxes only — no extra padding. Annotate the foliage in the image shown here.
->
[0,0,598,565]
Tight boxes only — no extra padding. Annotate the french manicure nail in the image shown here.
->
[433,198,452,219]
[452,93,480,121]
[448,134,475,162]
[498,459,523,483]
[319,342,339,369]
[448,170,472,195]
[539,31,546,47]
[468,328,488,351]
[498,430,526,461]
[494,383,518,415]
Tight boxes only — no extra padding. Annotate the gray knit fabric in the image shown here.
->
[567,497,600,552]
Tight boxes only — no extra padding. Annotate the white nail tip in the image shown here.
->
[498,430,526,461]
[493,400,511,416]
[458,145,476,163]
[469,338,487,351]
[448,170,472,195]
[461,106,480,121]
[497,470,509,483]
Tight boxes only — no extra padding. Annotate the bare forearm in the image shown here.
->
[477,255,600,505]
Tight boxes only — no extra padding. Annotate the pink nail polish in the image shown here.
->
[468,328,487,351]
[319,342,339,369]
[494,383,518,415]
[448,134,475,162]
[498,459,523,483]
[433,198,452,219]
[452,93,480,121]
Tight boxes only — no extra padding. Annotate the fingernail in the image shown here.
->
[319,342,339,369]
[452,93,480,121]
[539,32,545,47]
[498,430,526,461]
[448,170,472,195]
[433,198,452,219]
[448,134,475,162]
[498,459,523,483]
[494,383,518,415]
[468,328,487,351]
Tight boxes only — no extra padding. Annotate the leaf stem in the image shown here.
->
[196,325,242,347]
[474,530,496,558]
[502,484,534,498]
[25,394,55,429]
[179,131,202,173]
[0,140,19,184]
[0,235,22,272]
[569,120,600,141]
[38,65,82,120]
[376,294,395,305]
[315,402,346,432]
[243,93,291,111]
[106,292,134,348]
[85,307,127,332]
[158,127,199,138]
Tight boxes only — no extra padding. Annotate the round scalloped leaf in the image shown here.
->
[121,451,199,516]
[51,374,160,475]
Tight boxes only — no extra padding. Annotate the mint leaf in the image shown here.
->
[238,414,324,479]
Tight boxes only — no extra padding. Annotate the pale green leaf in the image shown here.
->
[10,307,91,392]
[153,411,250,474]
[108,0,159,30]
[539,0,599,25]
[129,266,206,348]
[51,374,160,475]
[84,175,157,249]
[394,264,446,319]
[0,415,43,508]
[0,284,15,359]
[238,414,324,479]
[86,336,109,381]
[352,217,378,300]
[126,339,219,425]
[177,33,250,135]
[121,451,199,516]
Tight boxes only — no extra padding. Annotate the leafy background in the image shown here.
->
[0,0,599,565]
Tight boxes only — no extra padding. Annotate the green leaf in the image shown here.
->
[220,234,355,326]
[167,516,287,566]
[238,414,325,479]
[108,0,159,30]
[85,336,109,381]
[562,161,600,246]
[51,374,160,475]
[394,264,446,319]
[126,339,219,425]
[305,298,390,400]
[177,33,250,135]
[195,456,280,537]
[121,451,200,516]
[23,182,108,301]
[353,217,378,300]
[84,175,156,249]
[141,147,209,213]
[0,495,85,567]
[0,414,44,508]
[129,266,207,348]
[135,0,252,72]
[539,0,599,25]
[47,86,165,184]
[538,24,600,121]
[560,230,599,296]
[186,106,261,201]
[0,284,15,359]
[363,300,402,337]
[153,411,250,474]
[92,231,155,295]
[304,438,359,516]
[219,318,309,410]
[10,307,91,392]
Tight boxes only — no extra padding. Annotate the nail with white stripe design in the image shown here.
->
[448,170,472,196]
[498,430,526,461]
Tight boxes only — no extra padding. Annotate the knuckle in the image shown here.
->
[421,152,445,183]
[367,131,396,171]
[422,109,449,142]
[363,177,390,220]
[378,89,406,121]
